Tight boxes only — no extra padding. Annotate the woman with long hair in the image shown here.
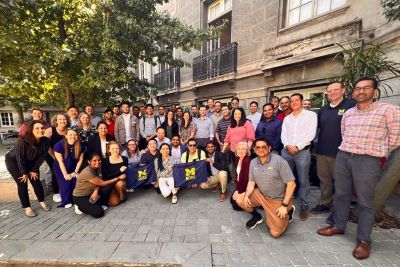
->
[74,112,97,143]
[53,129,85,208]
[5,121,51,217]
[230,142,252,211]
[86,121,115,160]
[73,153,126,218]
[121,139,141,167]
[102,141,128,206]
[44,113,69,203]
[179,111,196,145]
[161,110,179,140]
[154,143,178,204]
[221,107,255,178]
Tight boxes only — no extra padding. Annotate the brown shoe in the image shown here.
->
[299,208,309,221]
[353,240,370,260]
[219,193,227,202]
[317,226,345,236]
[212,185,220,193]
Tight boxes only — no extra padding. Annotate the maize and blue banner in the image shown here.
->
[172,160,208,188]
[126,162,157,190]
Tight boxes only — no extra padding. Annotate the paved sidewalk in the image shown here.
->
[0,185,399,267]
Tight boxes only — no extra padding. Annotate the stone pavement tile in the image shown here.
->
[132,233,147,242]
[171,233,185,243]
[196,234,210,243]
[68,232,85,241]
[119,232,135,242]
[42,231,63,241]
[136,225,151,234]
[81,233,98,241]
[288,253,309,266]
[212,253,227,265]
[379,251,400,265]
[271,253,293,266]
[184,234,197,243]
[109,242,162,264]
[56,231,75,241]
[158,233,172,242]
[59,241,119,262]
[209,234,223,243]
[157,243,211,267]
[149,225,163,233]
[145,232,159,243]
[185,225,197,234]
[317,251,340,265]
[106,232,124,242]
[10,240,75,262]
[125,224,139,233]
[258,253,278,266]
[31,230,53,240]
[0,240,35,260]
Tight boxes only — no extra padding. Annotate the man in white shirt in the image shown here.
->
[247,101,262,130]
[170,134,186,162]
[154,127,170,149]
[157,106,166,124]
[281,93,317,221]
[114,101,140,149]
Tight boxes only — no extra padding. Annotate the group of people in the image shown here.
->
[5,76,399,260]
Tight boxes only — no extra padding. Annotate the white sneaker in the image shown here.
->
[65,203,73,209]
[52,194,61,203]
[102,205,108,211]
[74,205,83,215]
[171,195,178,204]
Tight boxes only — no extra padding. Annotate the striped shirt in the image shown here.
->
[339,101,400,157]
[216,117,230,143]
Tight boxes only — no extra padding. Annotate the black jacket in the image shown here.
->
[206,151,226,176]
[160,121,179,139]
[86,133,115,159]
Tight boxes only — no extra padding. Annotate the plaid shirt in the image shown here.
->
[339,101,400,157]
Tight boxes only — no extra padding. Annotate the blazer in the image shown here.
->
[114,114,140,144]
[160,121,179,138]
[86,133,115,159]
[206,151,226,176]
[234,155,251,194]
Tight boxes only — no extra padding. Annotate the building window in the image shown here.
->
[208,0,232,22]
[1,113,14,127]
[287,0,347,26]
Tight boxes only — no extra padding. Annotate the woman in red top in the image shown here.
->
[230,142,252,211]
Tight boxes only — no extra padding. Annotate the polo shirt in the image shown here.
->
[249,154,295,200]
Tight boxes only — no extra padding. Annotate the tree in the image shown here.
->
[0,0,220,109]
[381,0,400,22]
[331,43,400,97]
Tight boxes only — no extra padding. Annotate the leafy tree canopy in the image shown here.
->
[0,0,220,109]
[381,0,400,22]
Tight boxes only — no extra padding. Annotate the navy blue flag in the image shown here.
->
[126,162,157,190]
[172,160,208,188]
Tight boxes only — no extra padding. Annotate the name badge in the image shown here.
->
[337,108,346,115]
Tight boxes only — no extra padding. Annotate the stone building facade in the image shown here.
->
[149,0,400,112]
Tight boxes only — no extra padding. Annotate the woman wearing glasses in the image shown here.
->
[121,139,141,167]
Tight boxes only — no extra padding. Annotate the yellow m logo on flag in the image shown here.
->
[185,167,196,181]
[137,170,147,181]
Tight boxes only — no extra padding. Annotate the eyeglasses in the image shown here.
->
[128,143,137,146]
[353,86,374,92]
[255,146,268,150]
[188,144,197,147]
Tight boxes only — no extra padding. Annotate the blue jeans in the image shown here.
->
[281,148,311,209]
[334,151,381,242]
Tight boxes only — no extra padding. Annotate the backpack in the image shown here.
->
[185,148,202,163]
[142,115,159,129]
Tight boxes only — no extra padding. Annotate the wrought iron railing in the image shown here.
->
[154,67,180,91]
[193,42,238,82]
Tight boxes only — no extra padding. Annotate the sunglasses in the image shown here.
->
[188,144,197,147]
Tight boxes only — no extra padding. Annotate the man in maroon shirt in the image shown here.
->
[276,96,292,120]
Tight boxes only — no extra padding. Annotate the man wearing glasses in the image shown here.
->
[235,137,296,238]
[181,138,206,163]
[318,77,400,260]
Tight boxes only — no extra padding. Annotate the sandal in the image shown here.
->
[40,203,51,212]
[25,209,37,217]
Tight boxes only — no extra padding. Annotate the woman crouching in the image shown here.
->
[154,143,179,204]
[72,153,126,217]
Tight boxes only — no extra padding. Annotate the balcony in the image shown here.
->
[154,67,180,93]
[193,42,238,82]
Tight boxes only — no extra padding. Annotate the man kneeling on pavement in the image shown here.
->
[235,137,296,238]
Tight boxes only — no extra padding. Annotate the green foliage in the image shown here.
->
[331,43,400,96]
[381,0,400,22]
[0,0,220,108]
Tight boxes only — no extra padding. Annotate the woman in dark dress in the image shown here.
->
[5,121,51,217]
[74,112,97,144]
[102,141,128,206]
[44,113,69,203]
[53,129,85,208]
[231,142,252,211]
[161,110,179,139]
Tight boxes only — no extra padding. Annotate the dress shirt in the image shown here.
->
[123,113,132,142]
[247,112,262,130]
[339,102,400,157]
[281,109,317,150]
[155,137,171,149]
[194,116,214,139]
[209,153,219,176]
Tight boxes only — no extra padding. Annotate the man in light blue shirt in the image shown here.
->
[247,101,261,130]
[194,106,215,150]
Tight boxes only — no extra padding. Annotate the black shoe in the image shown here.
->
[326,212,335,225]
[288,205,295,223]
[310,203,331,214]
[245,214,263,229]
[154,186,161,194]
